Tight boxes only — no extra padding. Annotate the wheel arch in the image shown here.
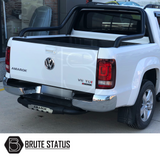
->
[127,57,160,106]
[118,80,156,129]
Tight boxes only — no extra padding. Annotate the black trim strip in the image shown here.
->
[12,37,99,50]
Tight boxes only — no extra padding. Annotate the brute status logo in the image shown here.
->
[25,140,70,149]
[4,136,70,153]
[4,136,24,154]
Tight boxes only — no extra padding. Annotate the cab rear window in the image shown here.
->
[74,11,141,35]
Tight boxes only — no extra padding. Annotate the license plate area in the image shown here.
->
[41,85,73,100]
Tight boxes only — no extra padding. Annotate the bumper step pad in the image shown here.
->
[18,93,87,115]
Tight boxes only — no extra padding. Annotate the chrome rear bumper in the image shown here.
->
[73,95,117,112]
[3,76,117,112]
[3,76,41,95]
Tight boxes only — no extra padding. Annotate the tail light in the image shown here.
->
[96,59,116,89]
[5,47,10,73]
[86,0,92,3]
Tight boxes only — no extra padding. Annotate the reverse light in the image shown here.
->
[5,47,10,73]
[96,59,116,89]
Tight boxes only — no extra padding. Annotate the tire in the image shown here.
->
[131,80,156,129]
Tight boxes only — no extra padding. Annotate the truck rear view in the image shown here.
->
[4,2,158,129]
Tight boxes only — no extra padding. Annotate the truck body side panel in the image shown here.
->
[97,44,160,108]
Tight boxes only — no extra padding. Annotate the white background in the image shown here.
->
[1,134,159,160]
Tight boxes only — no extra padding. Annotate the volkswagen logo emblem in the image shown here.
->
[45,58,54,70]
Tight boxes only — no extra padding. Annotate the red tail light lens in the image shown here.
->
[5,47,10,73]
[96,59,116,89]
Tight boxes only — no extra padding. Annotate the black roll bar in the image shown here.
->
[19,3,146,48]
[144,4,160,9]
[19,5,79,37]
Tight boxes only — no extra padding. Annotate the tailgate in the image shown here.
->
[10,40,98,94]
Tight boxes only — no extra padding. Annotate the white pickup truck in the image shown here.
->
[3,2,160,129]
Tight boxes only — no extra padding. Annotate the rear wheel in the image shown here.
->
[131,80,155,129]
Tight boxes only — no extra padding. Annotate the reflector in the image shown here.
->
[5,47,10,73]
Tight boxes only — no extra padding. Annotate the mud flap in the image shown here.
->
[117,106,136,125]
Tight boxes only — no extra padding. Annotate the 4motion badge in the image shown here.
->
[45,58,54,70]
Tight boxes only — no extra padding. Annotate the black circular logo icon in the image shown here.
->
[45,58,54,70]
[5,136,24,154]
